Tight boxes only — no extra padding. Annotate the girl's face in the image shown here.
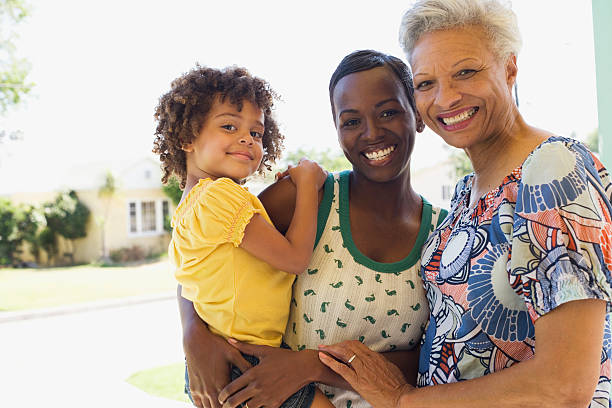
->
[184,97,265,182]
[332,66,422,183]
[410,26,517,151]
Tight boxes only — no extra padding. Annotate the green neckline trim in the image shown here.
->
[437,208,449,227]
[314,173,336,249]
[338,170,432,273]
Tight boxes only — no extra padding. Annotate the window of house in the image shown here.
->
[129,202,137,233]
[162,201,169,221]
[127,199,170,236]
[141,201,156,232]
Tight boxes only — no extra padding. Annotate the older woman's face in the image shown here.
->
[410,26,517,150]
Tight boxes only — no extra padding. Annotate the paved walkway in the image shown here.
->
[0,294,192,408]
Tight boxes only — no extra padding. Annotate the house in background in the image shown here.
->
[5,156,174,265]
[412,159,457,210]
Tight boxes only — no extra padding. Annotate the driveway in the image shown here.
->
[0,297,191,408]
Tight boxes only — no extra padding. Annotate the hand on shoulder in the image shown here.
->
[259,169,327,234]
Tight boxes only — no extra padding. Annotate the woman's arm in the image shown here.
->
[383,349,419,387]
[240,159,326,274]
[178,286,252,408]
[258,176,297,235]
[217,342,346,408]
[257,169,327,233]
[319,298,607,408]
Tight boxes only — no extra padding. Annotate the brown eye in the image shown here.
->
[381,109,399,118]
[221,124,237,131]
[342,118,360,128]
[456,69,478,78]
[416,80,433,91]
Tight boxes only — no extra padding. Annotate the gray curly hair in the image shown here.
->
[399,0,522,61]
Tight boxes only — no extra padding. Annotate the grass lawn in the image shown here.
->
[126,362,190,403]
[0,258,177,311]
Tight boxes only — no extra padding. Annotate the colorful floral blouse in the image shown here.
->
[418,137,612,407]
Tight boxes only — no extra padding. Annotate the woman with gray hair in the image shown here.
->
[319,1,612,407]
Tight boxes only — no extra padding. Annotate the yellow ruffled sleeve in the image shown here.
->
[172,177,261,247]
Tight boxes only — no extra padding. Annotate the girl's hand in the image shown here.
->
[274,167,291,182]
[218,339,316,408]
[318,341,413,408]
[183,318,252,408]
[287,158,328,190]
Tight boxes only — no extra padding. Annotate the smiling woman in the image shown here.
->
[317,1,612,407]
[409,25,519,152]
[331,63,421,183]
[176,49,448,408]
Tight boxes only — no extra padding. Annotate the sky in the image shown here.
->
[0,0,599,194]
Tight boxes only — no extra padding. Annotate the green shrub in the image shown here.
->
[0,199,43,266]
[162,175,182,206]
[38,227,57,264]
[43,190,90,264]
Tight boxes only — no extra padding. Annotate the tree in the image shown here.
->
[161,175,182,233]
[0,198,23,265]
[19,204,44,264]
[283,147,351,172]
[0,0,33,114]
[162,175,182,206]
[0,198,41,265]
[97,171,116,261]
[44,191,90,265]
[586,128,599,153]
[38,226,57,265]
[448,148,473,179]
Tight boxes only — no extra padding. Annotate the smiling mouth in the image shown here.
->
[362,145,396,161]
[438,107,479,126]
[228,152,253,160]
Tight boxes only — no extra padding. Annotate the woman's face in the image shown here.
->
[410,26,517,151]
[332,66,421,183]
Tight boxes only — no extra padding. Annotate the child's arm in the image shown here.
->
[240,158,326,274]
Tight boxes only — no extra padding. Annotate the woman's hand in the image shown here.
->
[318,341,413,408]
[218,339,316,408]
[180,294,252,408]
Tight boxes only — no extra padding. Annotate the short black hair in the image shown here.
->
[329,50,417,121]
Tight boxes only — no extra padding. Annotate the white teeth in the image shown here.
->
[364,145,395,161]
[441,108,477,125]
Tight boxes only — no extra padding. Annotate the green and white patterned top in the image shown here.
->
[283,171,448,408]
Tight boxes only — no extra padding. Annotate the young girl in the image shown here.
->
[152,65,332,408]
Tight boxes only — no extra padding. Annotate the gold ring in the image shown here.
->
[245,404,249,408]
[347,354,357,364]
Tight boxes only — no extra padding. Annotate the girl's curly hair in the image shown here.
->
[152,65,284,189]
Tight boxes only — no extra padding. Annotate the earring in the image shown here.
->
[417,123,425,132]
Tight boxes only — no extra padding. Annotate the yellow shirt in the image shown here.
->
[169,177,295,347]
